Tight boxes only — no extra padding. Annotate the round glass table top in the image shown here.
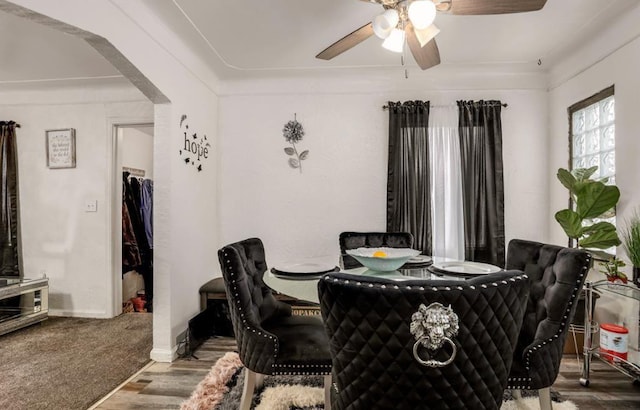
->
[263,259,501,304]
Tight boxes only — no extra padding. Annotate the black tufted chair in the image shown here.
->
[319,270,530,410]
[505,239,591,410]
[218,238,333,410]
[339,231,414,269]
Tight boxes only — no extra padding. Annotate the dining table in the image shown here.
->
[263,256,503,304]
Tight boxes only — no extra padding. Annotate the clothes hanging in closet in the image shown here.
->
[140,179,153,249]
[122,172,154,311]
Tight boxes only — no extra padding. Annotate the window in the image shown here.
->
[569,86,615,182]
[568,85,616,253]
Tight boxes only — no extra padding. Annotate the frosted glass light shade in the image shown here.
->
[382,28,405,53]
[372,9,399,39]
[408,0,437,30]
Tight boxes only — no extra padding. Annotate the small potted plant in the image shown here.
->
[598,256,627,284]
[620,208,640,286]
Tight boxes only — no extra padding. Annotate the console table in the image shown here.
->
[580,280,640,386]
[0,276,49,336]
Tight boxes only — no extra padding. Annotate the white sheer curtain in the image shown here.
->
[428,106,465,260]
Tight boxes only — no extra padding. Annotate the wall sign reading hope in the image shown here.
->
[179,114,210,172]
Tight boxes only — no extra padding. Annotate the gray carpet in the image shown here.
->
[0,313,152,410]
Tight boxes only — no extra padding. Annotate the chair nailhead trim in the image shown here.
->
[326,274,528,293]
[522,257,591,371]
[506,376,532,389]
[222,249,279,371]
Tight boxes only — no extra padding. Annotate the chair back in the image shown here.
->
[339,231,414,269]
[505,239,591,389]
[319,270,530,410]
[217,238,291,371]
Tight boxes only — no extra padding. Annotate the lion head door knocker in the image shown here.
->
[410,302,460,367]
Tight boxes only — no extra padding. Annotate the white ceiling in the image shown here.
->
[1,0,639,84]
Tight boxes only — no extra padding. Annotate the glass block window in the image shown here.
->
[570,92,615,183]
[568,85,616,253]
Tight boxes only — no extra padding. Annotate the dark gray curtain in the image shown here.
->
[457,101,505,266]
[0,121,20,276]
[386,101,432,254]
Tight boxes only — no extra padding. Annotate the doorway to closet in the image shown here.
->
[116,124,154,314]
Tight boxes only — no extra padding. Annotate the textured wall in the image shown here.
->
[0,84,152,317]
[219,85,548,270]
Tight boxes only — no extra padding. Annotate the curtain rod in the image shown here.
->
[382,102,508,110]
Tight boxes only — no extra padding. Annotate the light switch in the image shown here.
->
[85,200,98,212]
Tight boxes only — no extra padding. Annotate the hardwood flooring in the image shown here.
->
[90,337,237,410]
[92,337,640,409]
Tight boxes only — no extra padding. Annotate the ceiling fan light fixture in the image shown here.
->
[408,0,437,30]
[414,23,440,47]
[382,28,405,53]
[372,8,399,39]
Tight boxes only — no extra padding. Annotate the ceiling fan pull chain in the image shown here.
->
[401,30,409,79]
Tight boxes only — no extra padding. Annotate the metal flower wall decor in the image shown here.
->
[282,114,308,173]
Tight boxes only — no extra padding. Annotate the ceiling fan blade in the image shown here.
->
[316,23,374,60]
[406,25,441,70]
[448,0,547,15]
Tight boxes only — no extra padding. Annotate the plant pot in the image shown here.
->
[607,275,627,284]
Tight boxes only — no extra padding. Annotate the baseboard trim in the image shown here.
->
[48,309,112,318]
[151,347,177,362]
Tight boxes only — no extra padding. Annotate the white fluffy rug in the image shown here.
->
[501,397,577,410]
[256,384,324,410]
[181,352,578,410]
[257,383,578,410]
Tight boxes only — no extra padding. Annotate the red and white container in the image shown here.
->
[600,323,629,362]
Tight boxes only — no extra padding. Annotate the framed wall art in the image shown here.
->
[46,128,76,169]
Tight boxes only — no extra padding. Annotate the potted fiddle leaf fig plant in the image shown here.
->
[555,166,621,251]
[620,209,640,286]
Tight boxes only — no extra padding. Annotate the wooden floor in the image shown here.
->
[92,337,640,409]
[90,337,237,410]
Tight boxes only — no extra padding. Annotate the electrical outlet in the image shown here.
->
[85,200,98,212]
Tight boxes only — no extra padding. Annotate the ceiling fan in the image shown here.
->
[316,0,548,70]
